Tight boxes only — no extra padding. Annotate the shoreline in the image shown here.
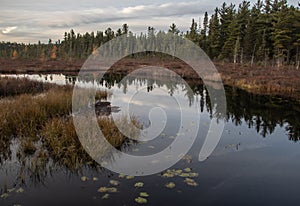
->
[0,58,299,100]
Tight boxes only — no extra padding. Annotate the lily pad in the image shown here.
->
[102,193,110,199]
[165,182,176,189]
[139,192,149,197]
[7,188,15,193]
[174,170,183,175]
[97,187,118,193]
[179,173,190,177]
[184,168,192,172]
[126,175,135,179]
[134,182,144,188]
[135,197,148,204]
[184,178,198,187]
[109,180,120,186]
[162,172,174,178]
[81,176,88,182]
[16,188,24,193]
[0,193,8,199]
[118,174,126,178]
[182,155,192,163]
[188,172,199,177]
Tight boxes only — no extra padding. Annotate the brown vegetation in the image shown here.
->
[0,57,299,99]
[0,76,59,97]
[0,83,140,176]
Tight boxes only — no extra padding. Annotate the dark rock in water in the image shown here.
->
[94,101,120,116]
[95,100,111,107]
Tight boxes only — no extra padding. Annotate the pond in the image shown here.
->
[0,72,300,206]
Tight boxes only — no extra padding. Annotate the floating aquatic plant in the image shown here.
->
[184,168,192,172]
[102,194,110,199]
[81,176,88,182]
[118,174,126,178]
[134,182,144,188]
[16,188,24,193]
[135,197,148,204]
[178,173,190,177]
[97,187,118,193]
[0,193,9,199]
[139,192,149,197]
[109,180,120,186]
[7,188,15,193]
[182,155,192,163]
[184,178,198,187]
[165,182,176,189]
[126,175,135,179]
[162,172,175,178]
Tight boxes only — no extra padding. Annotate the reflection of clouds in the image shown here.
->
[113,91,179,110]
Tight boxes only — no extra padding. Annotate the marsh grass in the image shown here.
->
[40,117,89,168]
[0,87,73,138]
[40,115,140,169]
[0,76,57,97]
[0,79,139,174]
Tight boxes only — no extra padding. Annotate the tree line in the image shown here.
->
[0,0,299,68]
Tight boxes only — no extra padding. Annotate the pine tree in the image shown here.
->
[244,0,263,64]
[207,8,221,59]
[219,3,236,53]
[294,5,300,69]
[186,19,199,43]
[200,12,209,51]
[122,24,129,35]
[168,23,180,35]
[237,1,250,63]
[221,13,239,61]
[272,0,292,67]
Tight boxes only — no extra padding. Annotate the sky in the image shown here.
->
[0,0,298,43]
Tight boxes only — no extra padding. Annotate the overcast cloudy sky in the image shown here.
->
[0,0,298,43]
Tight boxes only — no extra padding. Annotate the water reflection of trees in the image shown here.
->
[0,109,139,193]
[72,73,300,142]
[225,86,300,142]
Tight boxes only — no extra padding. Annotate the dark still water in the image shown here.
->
[1,73,300,206]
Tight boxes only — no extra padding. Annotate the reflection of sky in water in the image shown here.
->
[1,73,300,205]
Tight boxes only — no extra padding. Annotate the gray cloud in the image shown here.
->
[0,1,216,42]
[0,0,299,43]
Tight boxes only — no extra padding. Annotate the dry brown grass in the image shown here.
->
[0,80,138,171]
[40,115,140,169]
[0,87,73,138]
[0,76,57,97]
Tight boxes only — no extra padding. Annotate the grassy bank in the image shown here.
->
[0,58,299,100]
